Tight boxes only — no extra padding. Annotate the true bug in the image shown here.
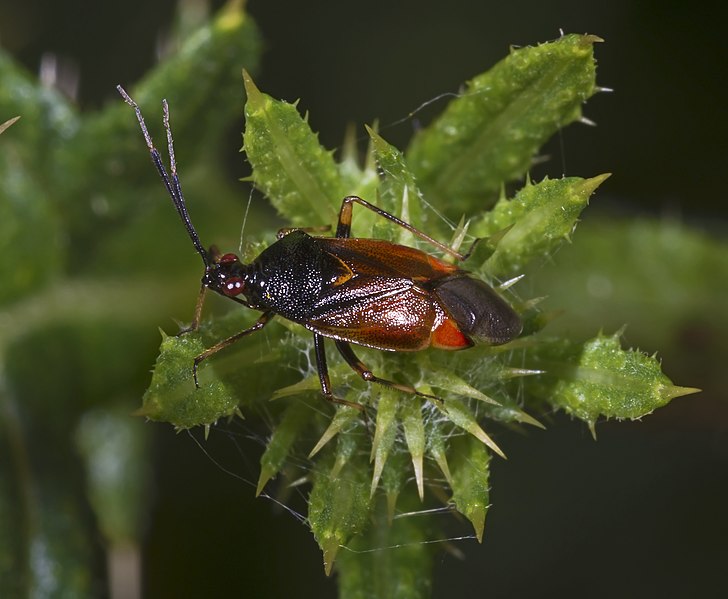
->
[118,86,522,407]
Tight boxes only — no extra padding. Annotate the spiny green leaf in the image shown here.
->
[399,399,426,500]
[308,405,360,458]
[257,400,311,495]
[427,365,501,405]
[472,174,610,278]
[426,421,453,485]
[407,33,602,212]
[140,332,239,429]
[367,127,427,241]
[449,434,491,542]
[309,451,371,576]
[437,397,505,459]
[332,418,362,478]
[524,332,700,430]
[370,391,400,497]
[380,452,409,522]
[243,71,344,225]
[139,304,300,430]
[271,371,323,399]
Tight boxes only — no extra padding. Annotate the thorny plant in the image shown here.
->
[137,24,697,588]
[0,3,699,597]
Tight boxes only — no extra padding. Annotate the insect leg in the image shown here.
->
[176,284,208,335]
[177,282,252,336]
[192,311,274,387]
[313,335,364,410]
[334,340,443,405]
[313,334,333,397]
[336,195,476,261]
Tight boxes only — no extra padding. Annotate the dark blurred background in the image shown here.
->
[1,0,726,597]
[2,0,727,221]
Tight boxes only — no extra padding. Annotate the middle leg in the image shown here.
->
[334,340,443,405]
[313,334,364,410]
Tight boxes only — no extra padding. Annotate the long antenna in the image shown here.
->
[117,85,210,268]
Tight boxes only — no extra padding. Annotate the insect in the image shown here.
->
[118,86,522,407]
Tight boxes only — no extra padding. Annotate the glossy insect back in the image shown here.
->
[118,87,521,412]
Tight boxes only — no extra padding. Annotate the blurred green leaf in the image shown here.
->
[75,407,150,544]
[0,390,106,595]
[0,81,67,304]
[0,2,263,596]
[337,492,434,599]
[529,217,728,353]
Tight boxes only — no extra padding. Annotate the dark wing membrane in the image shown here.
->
[433,276,522,345]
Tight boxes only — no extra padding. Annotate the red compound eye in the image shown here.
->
[222,276,244,297]
[218,253,238,264]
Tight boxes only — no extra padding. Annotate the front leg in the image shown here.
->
[177,283,208,335]
[178,283,253,336]
[192,311,274,387]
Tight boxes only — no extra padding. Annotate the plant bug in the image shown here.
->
[118,86,522,408]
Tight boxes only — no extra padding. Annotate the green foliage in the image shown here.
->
[406,34,602,211]
[522,332,698,434]
[141,34,698,595]
[140,331,241,429]
[0,10,704,598]
[336,493,435,599]
[309,443,372,576]
[0,2,261,595]
[243,70,346,224]
[450,435,491,543]
[472,174,611,278]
